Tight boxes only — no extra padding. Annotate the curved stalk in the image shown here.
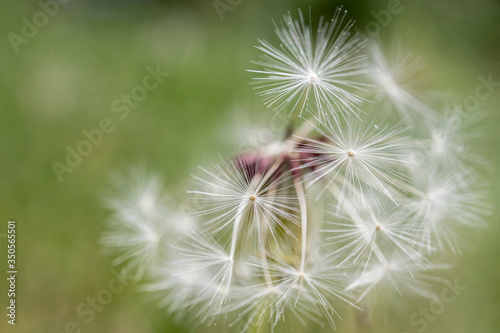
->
[294,176,308,273]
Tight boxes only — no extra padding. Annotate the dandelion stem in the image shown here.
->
[259,183,277,288]
[294,176,308,272]
[228,199,247,261]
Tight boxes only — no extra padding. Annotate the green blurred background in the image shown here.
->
[1,0,499,332]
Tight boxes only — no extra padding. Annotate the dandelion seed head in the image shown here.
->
[100,9,489,332]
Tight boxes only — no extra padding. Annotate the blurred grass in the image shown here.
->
[0,0,499,332]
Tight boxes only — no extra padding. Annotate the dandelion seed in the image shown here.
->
[323,197,431,272]
[346,254,451,312]
[100,168,172,279]
[102,167,169,221]
[249,8,371,120]
[404,165,490,254]
[368,40,430,120]
[293,115,409,203]
[189,151,299,246]
[423,104,488,168]
[173,232,235,315]
[229,251,356,330]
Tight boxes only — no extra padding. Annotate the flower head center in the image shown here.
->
[347,150,355,157]
[146,229,159,245]
[308,71,319,83]
[139,193,156,213]
[249,195,256,201]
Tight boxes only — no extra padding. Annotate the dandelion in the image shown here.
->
[101,8,489,333]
